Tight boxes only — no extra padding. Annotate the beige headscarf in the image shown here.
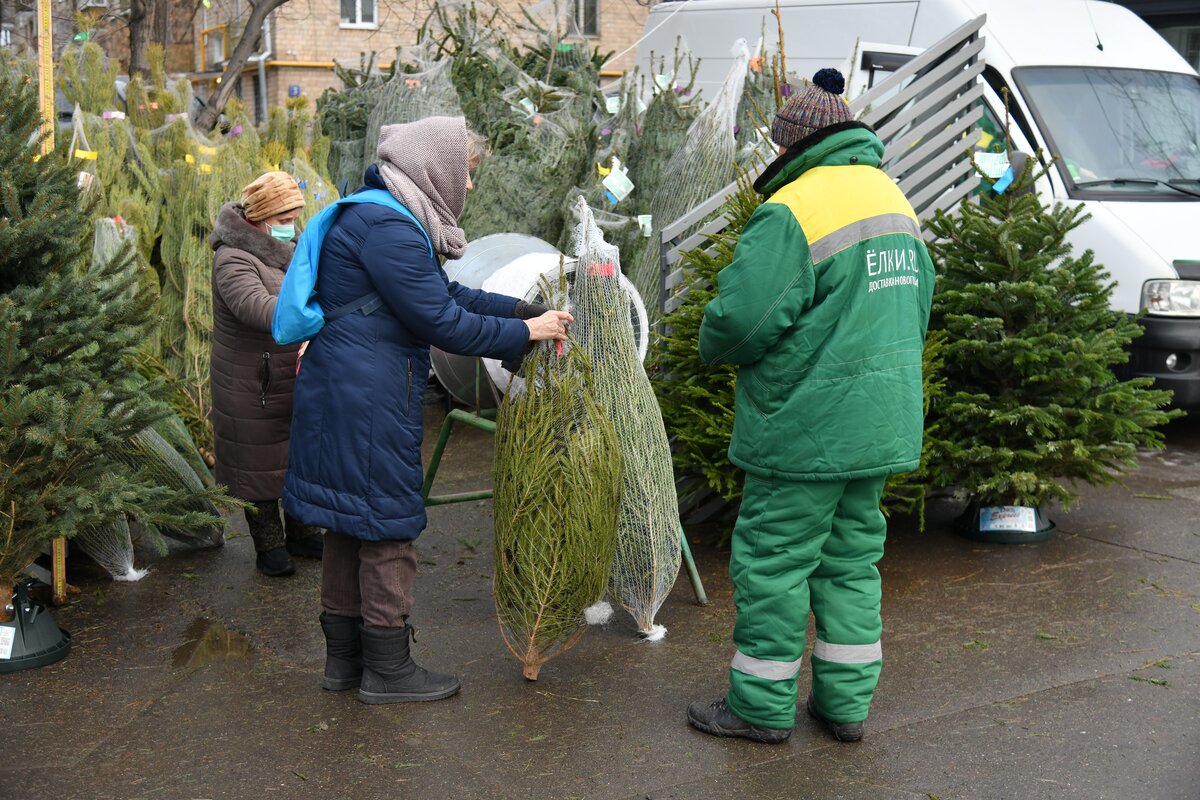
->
[376,117,470,259]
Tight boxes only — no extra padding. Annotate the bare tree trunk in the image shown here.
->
[153,0,169,53]
[129,0,150,77]
[194,0,289,133]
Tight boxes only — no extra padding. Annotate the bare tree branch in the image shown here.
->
[195,0,290,132]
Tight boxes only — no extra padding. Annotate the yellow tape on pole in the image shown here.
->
[37,0,67,604]
[37,0,54,158]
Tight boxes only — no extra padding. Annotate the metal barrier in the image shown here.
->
[659,14,988,316]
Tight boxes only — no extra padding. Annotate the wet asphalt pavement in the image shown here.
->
[2,400,1197,800]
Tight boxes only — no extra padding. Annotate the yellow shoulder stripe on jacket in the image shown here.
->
[766,165,921,263]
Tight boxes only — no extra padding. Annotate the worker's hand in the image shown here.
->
[524,309,573,342]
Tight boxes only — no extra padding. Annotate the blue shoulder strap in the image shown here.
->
[271,190,433,345]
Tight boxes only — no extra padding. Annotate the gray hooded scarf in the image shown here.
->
[376,116,470,259]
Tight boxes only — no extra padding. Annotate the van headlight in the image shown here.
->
[1142,280,1200,316]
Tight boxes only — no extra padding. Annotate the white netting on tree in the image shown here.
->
[113,427,224,549]
[478,251,649,395]
[76,515,148,582]
[736,41,784,167]
[570,198,680,638]
[630,39,750,319]
[362,42,465,176]
[459,55,593,243]
[492,266,622,679]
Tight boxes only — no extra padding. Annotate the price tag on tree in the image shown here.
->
[0,624,14,659]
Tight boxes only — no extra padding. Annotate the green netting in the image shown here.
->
[493,269,622,680]
[569,199,680,637]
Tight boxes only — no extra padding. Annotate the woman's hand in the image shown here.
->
[524,310,574,342]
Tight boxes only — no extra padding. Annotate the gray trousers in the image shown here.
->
[321,531,417,628]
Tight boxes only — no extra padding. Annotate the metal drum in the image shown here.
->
[430,233,650,409]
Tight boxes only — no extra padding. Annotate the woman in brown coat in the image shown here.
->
[210,171,322,577]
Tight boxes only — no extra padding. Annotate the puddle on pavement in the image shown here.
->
[172,617,254,670]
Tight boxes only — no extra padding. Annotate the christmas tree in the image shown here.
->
[0,66,226,592]
[924,160,1179,511]
[492,272,622,680]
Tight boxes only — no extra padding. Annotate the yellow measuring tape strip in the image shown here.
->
[38,0,67,605]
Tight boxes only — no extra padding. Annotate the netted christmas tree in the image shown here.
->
[492,270,622,680]
[630,40,750,320]
[0,65,228,591]
[924,160,1179,511]
[569,199,680,638]
[361,41,464,176]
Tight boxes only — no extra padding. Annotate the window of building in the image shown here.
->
[340,0,376,28]
[572,0,598,37]
[1157,24,1200,71]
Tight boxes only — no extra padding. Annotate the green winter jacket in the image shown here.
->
[699,122,935,481]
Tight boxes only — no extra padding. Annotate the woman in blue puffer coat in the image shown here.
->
[283,116,572,704]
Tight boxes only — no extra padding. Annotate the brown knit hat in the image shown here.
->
[240,171,305,222]
[771,68,854,149]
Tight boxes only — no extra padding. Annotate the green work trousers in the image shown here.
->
[725,474,887,730]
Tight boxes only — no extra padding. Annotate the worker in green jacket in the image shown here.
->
[686,68,935,745]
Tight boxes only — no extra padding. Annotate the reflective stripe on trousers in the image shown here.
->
[812,639,882,664]
[731,650,804,681]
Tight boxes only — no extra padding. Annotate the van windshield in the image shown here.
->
[1013,67,1200,199]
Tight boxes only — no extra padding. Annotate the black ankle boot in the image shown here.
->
[319,612,362,691]
[358,624,461,704]
[255,546,295,577]
[285,515,324,560]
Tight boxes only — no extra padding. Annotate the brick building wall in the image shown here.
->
[197,0,650,113]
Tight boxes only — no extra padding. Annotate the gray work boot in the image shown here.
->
[318,612,362,691]
[686,698,791,744]
[358,624,461,704]
[806,693,865,742]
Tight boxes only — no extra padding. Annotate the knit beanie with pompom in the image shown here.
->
[770,68,854,149]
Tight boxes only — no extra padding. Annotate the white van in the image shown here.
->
[636,0,1200,406]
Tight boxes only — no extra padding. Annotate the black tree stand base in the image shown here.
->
[954,501,1057,544]
[0,580,71,674]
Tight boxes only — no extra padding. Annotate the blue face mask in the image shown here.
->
[270,223,296,242]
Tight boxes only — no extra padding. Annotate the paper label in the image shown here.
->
[404,78,421,88]
[979,506,1038,533]
[74,149,98,161]
[517,98,537,118]
[991,166,1015,194]
[101,110,126,120]
[197,145,217,156]
[199,164,213,174]
[605,95,621,115]
[0,625,14,659]
[602,169,634,203]
[973,150,1010,180]
[654,72,675,93]
[635,97,648,115]
[637,214,653,238]
[184,154,195,164]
